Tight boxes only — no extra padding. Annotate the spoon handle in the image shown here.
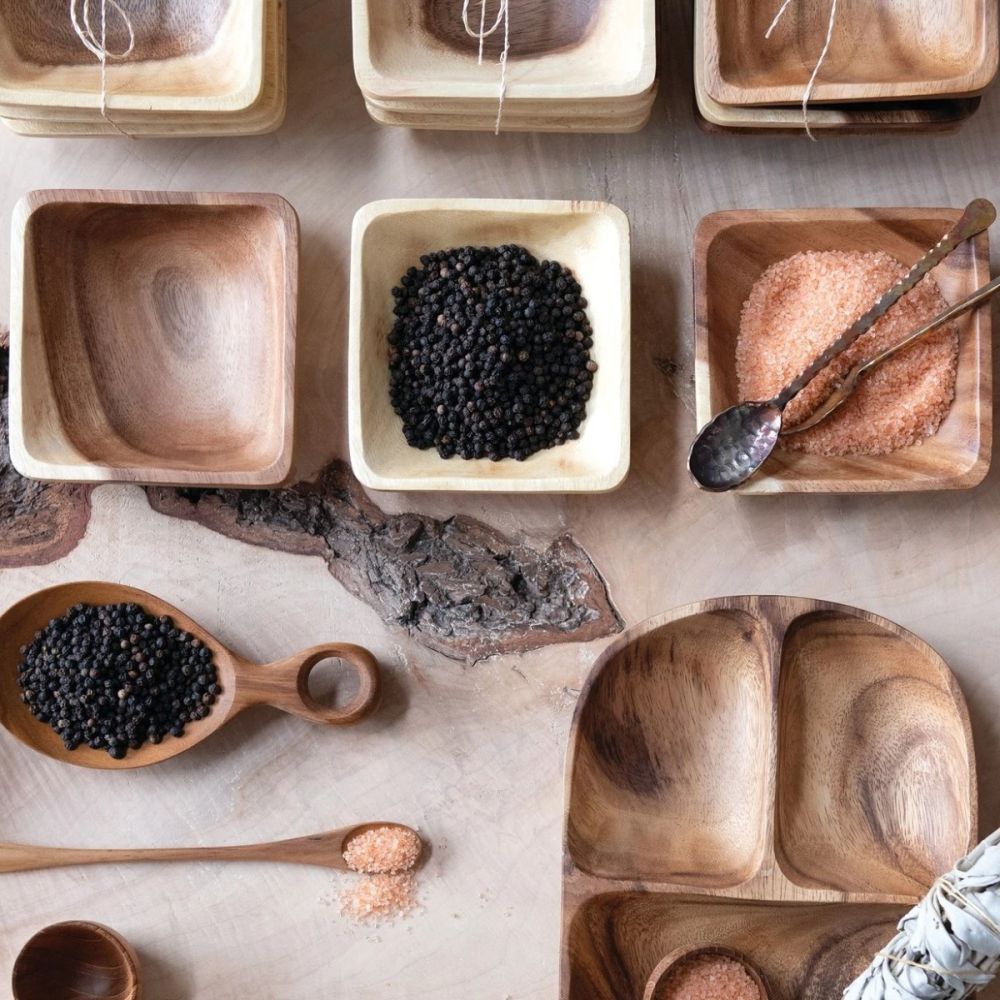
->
[0,829,359,874]
[775,199,996,409]
[786,273,1000,434]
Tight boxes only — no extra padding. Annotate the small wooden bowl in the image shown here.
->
[0,0,267,115]
[12,921,141,1000]
[645,947,769,1000]
[10,189,299,486]
[701,0,999,107]
[693,207,992,494]
[353,0,656,106]
[349,198,631,493]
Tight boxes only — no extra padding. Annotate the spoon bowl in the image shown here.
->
[12,921,141,1000]
[0,581,381,770]
[688,400,783,491]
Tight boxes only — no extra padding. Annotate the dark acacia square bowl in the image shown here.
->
[10,189,299,487]
[693,207,992,494]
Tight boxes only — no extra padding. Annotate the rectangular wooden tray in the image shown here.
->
[561,595,978,999]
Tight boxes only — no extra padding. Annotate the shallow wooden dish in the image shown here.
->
[0,0,286,138]
[693,2,981,134]
[701,0,999,107]
[13,921,141,1000]
[561,595,977,999]
[349,198,630,493]
[9,189,299,486]
[0,0,268,114]
[353,0,655,103]
[693,207,992,493]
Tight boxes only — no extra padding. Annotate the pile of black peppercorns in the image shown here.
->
[388,244,598,462]
[16,602,220,759]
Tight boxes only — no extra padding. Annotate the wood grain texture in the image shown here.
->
[350,199,630,491]
[145,463,624,661]
[562,596,976,1000]
[0,0,266,112]
[12,921,140,1000]
[702,0,1000,106]
[0,581,381,770]
[10,189,299,485]
[0,822,419,875]
[692,208,992,493]
[353,0,655,103]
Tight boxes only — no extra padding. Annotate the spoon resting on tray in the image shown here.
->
[0,582,381,770]
[688,197,996,492]
[0,823,422,875]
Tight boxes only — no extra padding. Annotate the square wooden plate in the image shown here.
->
[9,189,299,486]
[353,0,655,103]
[693,207,992,493]
[701,0,999,107]
[0,0,267,114]
[349,198,631,493]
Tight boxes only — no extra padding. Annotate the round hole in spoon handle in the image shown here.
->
[232,643,382,725]
[644,946,770,1000]
[12,921,141,1000]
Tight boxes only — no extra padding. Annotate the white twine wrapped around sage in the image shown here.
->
[765,0,839,141]
[461,0,510,135]
[69,0,135,136]
[844,828,1000,999]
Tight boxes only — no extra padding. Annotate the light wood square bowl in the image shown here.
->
[353,0,655,104]
[0,0,267,114]
[10,189,299,486]
[701,0,999,107]
[349,199,631,493]
[693,208,992,494]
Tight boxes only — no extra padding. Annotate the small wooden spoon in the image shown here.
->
[0,822,421,875]
[13,921,141,1000]
[645,946,770,1000]
[0,582,381,770]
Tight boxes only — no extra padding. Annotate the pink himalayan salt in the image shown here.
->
[736,250,958,457]
[656,953,763,1000]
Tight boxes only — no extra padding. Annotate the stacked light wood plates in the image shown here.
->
[0,0,286,138]
[352,0,657,133]
[696,0,997,136]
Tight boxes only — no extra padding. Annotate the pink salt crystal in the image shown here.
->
[736,250,958,457]
[343,825,423,875]
[657,953,762,1000]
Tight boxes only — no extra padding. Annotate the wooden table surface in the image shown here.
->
[4,2,1000,997]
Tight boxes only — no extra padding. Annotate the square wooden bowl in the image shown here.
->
[9,189,299,486]
[693,208,992,494]
[701,0,999,106]
[349,198,630,493]
[0,0,267,113]
[353,0,655,103]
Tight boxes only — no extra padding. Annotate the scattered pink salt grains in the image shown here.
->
[657,953,762,1000]
[340,825,423,924]
[736,250,959,457]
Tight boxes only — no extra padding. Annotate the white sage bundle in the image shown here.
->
[845,828,1000,999]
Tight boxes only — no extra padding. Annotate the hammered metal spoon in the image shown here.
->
[688,198,996,492]
[785,272,1000,435]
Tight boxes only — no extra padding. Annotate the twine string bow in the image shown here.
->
[69,0,135,136]
[765,0,839,141]
[461,0,510,135]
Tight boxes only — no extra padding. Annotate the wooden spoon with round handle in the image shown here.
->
[0,823,421,875]
[0,581,381,770]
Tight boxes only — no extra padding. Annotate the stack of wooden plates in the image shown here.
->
[352,0,657,133]
[0,0,285,138]
[695,0,997,136]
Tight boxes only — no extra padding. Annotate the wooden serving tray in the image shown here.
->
[561,596,979,1000]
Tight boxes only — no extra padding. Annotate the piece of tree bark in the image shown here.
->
[0,341,93,568]
[146,465,623,661]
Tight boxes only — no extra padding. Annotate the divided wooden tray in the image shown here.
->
[561,596,978,1000]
